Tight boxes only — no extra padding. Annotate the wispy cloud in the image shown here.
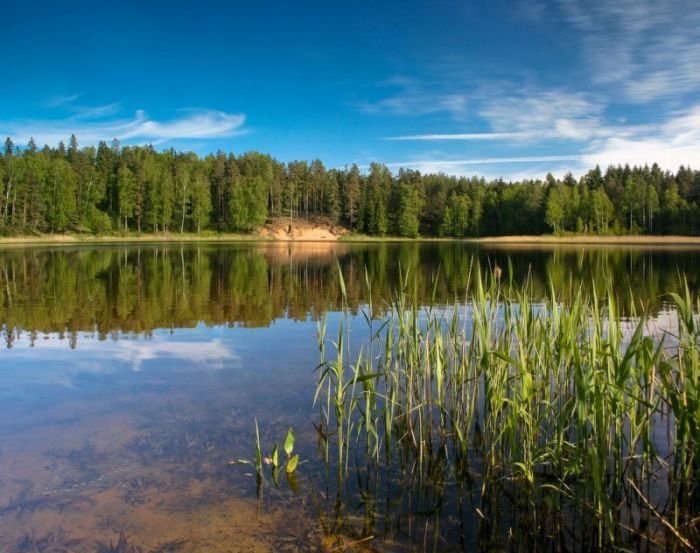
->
[359,93,468,117]
[2,108,247,147]
[41,95,123,120]
[524,0,700,102]
[69,102,122,120]
[385,155,581,168]
[122,109,246,139]
[384,132,528,141]
[381,101,700,178]
[384,89,613,143]
[479,89,607,140]
[381,155,582,177]
[358,77,469,118]
[42,93,82,108]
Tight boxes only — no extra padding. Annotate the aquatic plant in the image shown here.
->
[284,428,300,473]
[95,530,143,553]
[314,265,700,550]
[10,527,82,553]
[230,422,301,497]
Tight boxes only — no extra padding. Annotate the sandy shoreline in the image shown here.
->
[0,233,270,246]
[340,234,700,248]
[2,232,700,247]
[468,235,700,245]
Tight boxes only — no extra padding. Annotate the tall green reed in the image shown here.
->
[314,264,699,549]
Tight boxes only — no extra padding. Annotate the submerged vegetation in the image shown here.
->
[313,267,700,550]
[3,243,700,550]
[1,136,699,238]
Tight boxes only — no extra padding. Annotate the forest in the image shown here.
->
[1,135,699,237]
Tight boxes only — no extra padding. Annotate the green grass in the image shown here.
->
[314,265,700,549]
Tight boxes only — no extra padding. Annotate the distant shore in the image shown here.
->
[2,232,700,248]
[0,233,271,246]
[465,235,700,246]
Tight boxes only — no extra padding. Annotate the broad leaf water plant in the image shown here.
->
[230,423,301,498]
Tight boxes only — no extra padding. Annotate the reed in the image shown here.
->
[314,265,699,549]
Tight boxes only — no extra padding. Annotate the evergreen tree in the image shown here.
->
[191,170,212,233]
[343,165,361,229]
[117,163,136,232]
[45,158,77,232]
[230,175,267,231]
[0,133,696,238]
[395,183,422,237]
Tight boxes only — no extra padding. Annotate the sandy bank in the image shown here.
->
[466,235,700,247]
[258,218,346,241]
[2,231,700,248]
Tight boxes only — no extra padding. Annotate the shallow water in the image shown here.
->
[0,242,698,551]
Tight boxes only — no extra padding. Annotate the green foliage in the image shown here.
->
[85,205,112,234]
[545,184,566,233]
[230,175,267,232]
[234,422,300,497]
[284,427,294,457]
[395,183,422,237]
[315,269,700,549]
[439,192,470,237]
[286,454,299,473]
[190,171,212,233]
[45,158,77,232]
[254,419,263,477]
[117,163,136,231]
[0,136,698,237]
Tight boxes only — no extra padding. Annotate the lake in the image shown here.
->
[0,242,698,552]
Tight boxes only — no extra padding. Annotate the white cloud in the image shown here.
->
[479,90,606,140]
[133,110,245,139]
[42,93,82,108]
[358,77,469,118]
[385,155,581,168]
[581,105,700,170]
[550,0,700,102]
[114,338,241,371]
[0,332,243,387]
[384,132,529,141]
[2,108,247,147]
[381,103,700,178]
[383,88,616,143]
[382,155,582,177]
[69,103,122,120]
[359,93,468,117]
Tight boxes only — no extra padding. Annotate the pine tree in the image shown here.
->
[117,163,137,232]
[343,165,360,229]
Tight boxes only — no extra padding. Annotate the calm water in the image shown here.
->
[0,242,698,552]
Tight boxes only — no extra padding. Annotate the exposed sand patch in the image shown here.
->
[258,218,348,241]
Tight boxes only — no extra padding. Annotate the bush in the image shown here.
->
[86,207,113,235]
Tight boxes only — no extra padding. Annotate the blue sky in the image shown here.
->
[3,0,700,178]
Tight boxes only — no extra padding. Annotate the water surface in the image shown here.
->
[0,242,698,551]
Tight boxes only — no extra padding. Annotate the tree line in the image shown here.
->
[1,135,699,237]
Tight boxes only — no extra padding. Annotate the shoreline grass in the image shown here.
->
[3,231,700,248]
[0,232,274,246]
[340,233,700,246]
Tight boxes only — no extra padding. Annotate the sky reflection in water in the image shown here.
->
[0,243,698,551]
